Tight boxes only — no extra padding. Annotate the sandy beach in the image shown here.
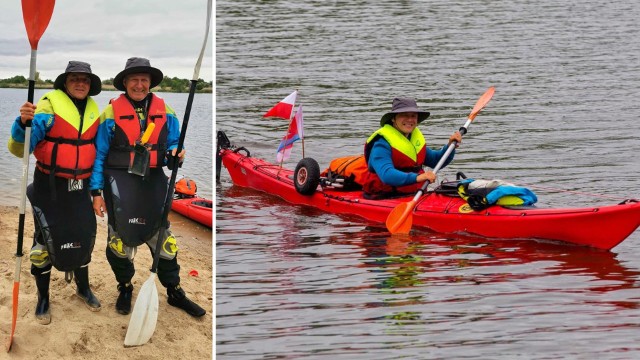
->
[0,205,213,359]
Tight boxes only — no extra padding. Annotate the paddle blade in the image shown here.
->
[5,281,20,352]
[468,86,495,121]
[386,200,416,234]
[21,0,55,50]
[124,274,159,347]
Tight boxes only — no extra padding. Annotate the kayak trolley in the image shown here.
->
[294,158,320,195]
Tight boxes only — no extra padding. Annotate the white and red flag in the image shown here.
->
[276,105,304,162]
[263,90,297,119]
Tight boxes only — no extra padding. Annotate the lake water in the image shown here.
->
[0,88,213,206]
[216,0,640,359]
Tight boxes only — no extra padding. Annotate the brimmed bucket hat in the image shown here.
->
[53,61,102,96]
[380,97,430,127]
[113,57,164,91]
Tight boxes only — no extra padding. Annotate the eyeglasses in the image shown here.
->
[67,75,91,84]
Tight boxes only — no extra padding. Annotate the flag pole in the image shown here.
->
[296,91,306,158]
[299,106,305,158]
[278,148,285,168]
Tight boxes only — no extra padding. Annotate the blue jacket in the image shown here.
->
[367,138,455,187]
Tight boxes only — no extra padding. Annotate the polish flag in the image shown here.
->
[276,106,303,162]
[263,91,297,119]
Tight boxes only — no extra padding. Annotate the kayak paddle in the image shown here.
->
[385,86,496,235]
[6,0,55,352]
[124,0,212,347]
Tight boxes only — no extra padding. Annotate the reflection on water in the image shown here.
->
[217,183,640,359]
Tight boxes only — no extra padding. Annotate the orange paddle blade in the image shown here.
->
[22,0,55,50]
[468,86,495,121]
[5,281,20,352]
[386,200,416,234]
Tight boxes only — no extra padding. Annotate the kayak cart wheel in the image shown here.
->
[294,158,321,195]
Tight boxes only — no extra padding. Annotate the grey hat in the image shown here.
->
[113,57,164,91]
[380,97,430,127]
[53,61,102,96]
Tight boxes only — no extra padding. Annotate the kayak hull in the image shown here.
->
[219,147,640,250]
[171,197,212,228]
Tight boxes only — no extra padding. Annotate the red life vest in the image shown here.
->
[106,94,168,169]
[363,124,426,195]
[33,90,100,179]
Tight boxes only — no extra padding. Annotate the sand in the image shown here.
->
[0,205,213,359]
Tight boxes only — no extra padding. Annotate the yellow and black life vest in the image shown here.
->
[33,89,100,179]
[362,124,427,195]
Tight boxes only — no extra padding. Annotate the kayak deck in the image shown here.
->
[219,146,640,251]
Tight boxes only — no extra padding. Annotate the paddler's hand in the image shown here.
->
[448,131,462,148]
[19,102,36,124]
[92,195,106,217]
[416,171,436,184]
[171,148,186,162]
[167,148,186,170]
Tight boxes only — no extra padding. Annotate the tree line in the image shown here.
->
[0,72,212,93]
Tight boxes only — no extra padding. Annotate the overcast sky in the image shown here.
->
[0,0,212,82]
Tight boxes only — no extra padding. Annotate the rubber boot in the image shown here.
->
[167,284,206,318]
[116,282,133,315]
[34,272,51,325]
[74,266,101,312]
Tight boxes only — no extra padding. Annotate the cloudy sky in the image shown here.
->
[0,0,213,82]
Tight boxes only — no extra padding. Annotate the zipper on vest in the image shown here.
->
[74,112,84,179]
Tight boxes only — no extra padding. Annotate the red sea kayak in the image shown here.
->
[171,197,212,228]
[218,133,640,251]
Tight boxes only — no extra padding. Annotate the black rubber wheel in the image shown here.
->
[294,158,321,195]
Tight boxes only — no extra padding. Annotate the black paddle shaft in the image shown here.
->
[415,124,470,197]
[150,80,198,273]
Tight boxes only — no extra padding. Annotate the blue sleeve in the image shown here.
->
[166,111,180,151]
[368,139,419,187]
[89,117,114,191]
[425,144,455,169]
[9,113,52,155]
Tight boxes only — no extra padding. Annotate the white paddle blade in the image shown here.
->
[124,274,159,347]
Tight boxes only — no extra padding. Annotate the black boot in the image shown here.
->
[34,272,51,325]
[167,284,206,318]
[116,282,133,315]
[74,266,101,312]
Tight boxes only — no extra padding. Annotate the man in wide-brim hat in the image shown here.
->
[112,57,164,92]
[7,60,104,324]
[361,97,462,199]
[378,97,431,127]
[89,57,206,318]
[53,60,102,97]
